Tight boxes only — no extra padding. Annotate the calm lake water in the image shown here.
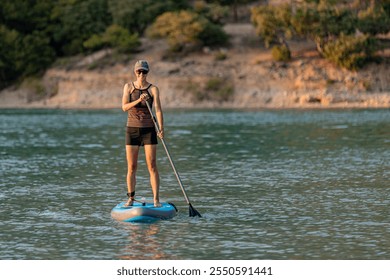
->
[0,108,389,260]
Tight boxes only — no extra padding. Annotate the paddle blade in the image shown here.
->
[189,203,201,217]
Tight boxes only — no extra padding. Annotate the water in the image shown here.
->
[0,109,389,260]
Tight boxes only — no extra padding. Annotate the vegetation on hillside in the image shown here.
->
[0,0,190,89]
[251,0,390,69]
[1,0,389,91]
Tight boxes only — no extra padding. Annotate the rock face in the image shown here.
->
[1,24,389,109]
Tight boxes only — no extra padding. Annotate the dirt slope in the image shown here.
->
[1,24,389,109]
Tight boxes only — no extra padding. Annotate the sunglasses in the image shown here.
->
[136,70,148,75]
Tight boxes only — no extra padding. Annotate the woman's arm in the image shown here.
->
[122,83,146,111]
[151,86,164,138]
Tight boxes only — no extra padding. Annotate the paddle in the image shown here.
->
[145,100,201,217]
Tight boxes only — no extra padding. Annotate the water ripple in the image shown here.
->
[1,109,389,259]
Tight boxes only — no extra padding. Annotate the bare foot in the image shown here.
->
[124,197,134,207]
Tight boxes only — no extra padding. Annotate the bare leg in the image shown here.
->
[144,144,161,207]
[125,145,139,206]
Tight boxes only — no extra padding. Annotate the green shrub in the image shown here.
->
[109,0,189,35]
[214,51,227,61]
[178,77,234,102]
[323,34,378,70]
[271,45,291,62]
[104,25,140,53]
[83,35,105,51]
[147,10,228,51]
[20,77,46,97]
[204,77,234,102]
[193,1,229,24]
[251,4,292,48]
[357,5,390,35]
[84,25,140,53]
[148,11,204,51]
[198,22,229,47]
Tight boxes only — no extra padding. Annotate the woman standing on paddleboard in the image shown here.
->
[122,60,164,207]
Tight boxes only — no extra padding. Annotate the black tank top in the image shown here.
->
[126,83,154,127]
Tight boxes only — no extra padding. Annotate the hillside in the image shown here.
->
[1,23,389,109]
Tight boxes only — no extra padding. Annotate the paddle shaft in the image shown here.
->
[145,101,192,205]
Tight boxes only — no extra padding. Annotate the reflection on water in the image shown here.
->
[0,109,389,259]
[117,224,172,260]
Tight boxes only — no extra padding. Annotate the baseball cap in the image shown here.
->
[134,60,149,72]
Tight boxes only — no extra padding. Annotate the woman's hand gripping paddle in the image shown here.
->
[145,100,201,217]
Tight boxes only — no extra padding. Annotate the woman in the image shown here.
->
[122,60,164,207]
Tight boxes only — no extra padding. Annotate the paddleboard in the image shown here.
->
[111,201,178,223]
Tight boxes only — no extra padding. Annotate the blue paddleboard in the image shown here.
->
[111,201,178,223]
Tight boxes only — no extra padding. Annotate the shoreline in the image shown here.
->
[1,102,389,110]
[1,24,389,110]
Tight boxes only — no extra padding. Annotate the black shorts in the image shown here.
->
[126,127,158,146]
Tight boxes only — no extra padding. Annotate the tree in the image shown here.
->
[207,0,256,22]
[0,0,54,34]
[193,0,229,24]
[357,4,390,35]
[0,0,56,88]
[0,26,55,88]
[50,0,112,55]
[251,4,293,48]
[147,10,228,52]
[0,26,19,88]
[108,0,189,35]
[148,11,205,51]
[291,5,357,53]
[323,33,377,70]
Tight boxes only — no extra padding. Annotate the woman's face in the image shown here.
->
[135,69,148,80]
